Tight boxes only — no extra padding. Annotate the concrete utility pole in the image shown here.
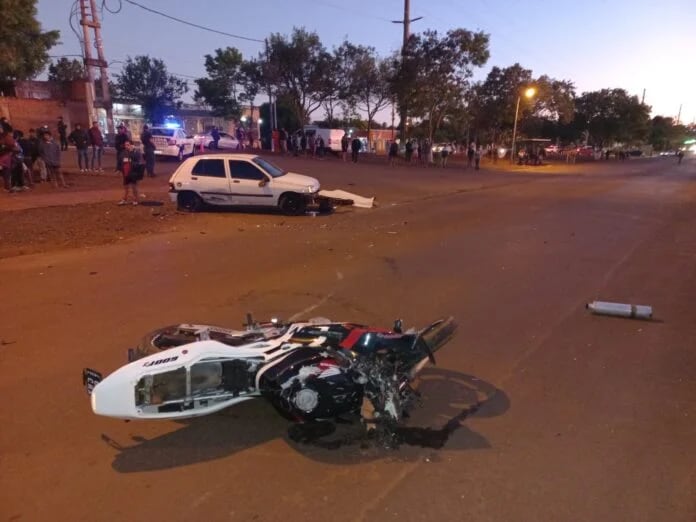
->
[392,0,422,141]
[80,0,114,137]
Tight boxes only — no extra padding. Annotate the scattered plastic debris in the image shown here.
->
[586,300,653,319]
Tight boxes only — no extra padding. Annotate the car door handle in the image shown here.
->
[191,176,198,180]
[233,179,240,183]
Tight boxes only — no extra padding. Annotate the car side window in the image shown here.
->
[228,160,266,181]
[192,159,226,178]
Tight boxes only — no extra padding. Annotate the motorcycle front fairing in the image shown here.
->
[89,340,280,420]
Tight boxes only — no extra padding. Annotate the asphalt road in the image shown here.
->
[1,154,695,522]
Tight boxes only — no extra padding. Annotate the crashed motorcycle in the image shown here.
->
[83,315,457,428]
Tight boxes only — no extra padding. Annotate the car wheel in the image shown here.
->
[279,193,306,216]
[177,191,203,212]
[177,148,184,162]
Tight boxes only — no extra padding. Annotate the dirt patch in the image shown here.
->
[0,198,191,259]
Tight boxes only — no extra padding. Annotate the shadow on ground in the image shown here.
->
[106,368,509,472]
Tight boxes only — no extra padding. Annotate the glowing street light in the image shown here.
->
[511,86,537,163]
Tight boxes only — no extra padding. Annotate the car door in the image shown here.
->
[189,158,231,206]
[227,159,273,206]
[219,133,238,150]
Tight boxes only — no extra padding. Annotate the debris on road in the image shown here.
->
[586,300,653,319]
[318,189,375,208]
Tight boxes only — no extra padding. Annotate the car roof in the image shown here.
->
[185,153,260,161]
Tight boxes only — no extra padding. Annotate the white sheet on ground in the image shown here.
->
[319,189,375,209]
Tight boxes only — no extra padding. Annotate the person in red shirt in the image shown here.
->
[117,140,144,205]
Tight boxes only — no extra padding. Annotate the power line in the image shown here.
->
[119,0,264,43]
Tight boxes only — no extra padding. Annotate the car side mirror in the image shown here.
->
[258,179,268,187]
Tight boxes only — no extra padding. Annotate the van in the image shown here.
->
[303,126,346,153]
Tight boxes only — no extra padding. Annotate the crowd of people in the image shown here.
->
[0,116,147,204]
[0,116,69,192]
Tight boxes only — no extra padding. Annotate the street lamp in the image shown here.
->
[510,87,536,163]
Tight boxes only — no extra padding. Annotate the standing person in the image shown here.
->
[351,137,362,163]
[18,129,38,184]
[0,122,18,192]
[677,149,684,164]
[467,142,475,168]
[441,143,450,168]
[405,139,413,163]
[388,140,399,167]
[474,146,482,170]
[422,140,432,167]
[114,124,128,172]
[235,126,244,150]
[39,131,67,188]
[140,124,156,177]
[341,133,349,162]
[88,120,104,172]
[308,133,316,158]
[292,131,300,157]
[279,128,288,154]
[317,136,325,159]
[211,126,220,150]
[300,132,307,156]
[57,116,68,151]
[68,123,89,172]
[117,140,144,205]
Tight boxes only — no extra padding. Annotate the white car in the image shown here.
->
[193,131,240,150]
[150,127,196,161]
[168,153,324,215]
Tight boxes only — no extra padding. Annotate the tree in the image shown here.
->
[470,63,533,142]
[575,89,650,147]
[263,27,331,124]
[194,47,244,119]
[648,116,688,151]
[47,58,84,82]
[113,56,188,123]
[239,59,264,127]
[393,29,490,141]
[341,43,393,144]
[0,0,59,83]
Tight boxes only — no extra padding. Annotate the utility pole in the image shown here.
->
[392,0,422,142]
[677,104,682,125]
[641,88,646,105]
[80,0,114,137]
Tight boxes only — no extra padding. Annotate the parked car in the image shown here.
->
[193,131,240,150]
[168,153,323,215]
[150,127,196,161]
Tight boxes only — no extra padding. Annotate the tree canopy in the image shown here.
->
[0,0,59,82]
[194,47,244,119]
[393,28,490,141]
[47,58,84,82]
[263,27,332,125]
[113,55,188,123]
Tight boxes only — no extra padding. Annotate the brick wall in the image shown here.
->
[0,97,90,134]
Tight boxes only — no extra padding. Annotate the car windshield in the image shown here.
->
[253,157,285,178]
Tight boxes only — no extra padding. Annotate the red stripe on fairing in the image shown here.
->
[339,327,392,350]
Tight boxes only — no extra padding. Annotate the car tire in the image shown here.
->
[279,193,306,216]
[177,191,203,212]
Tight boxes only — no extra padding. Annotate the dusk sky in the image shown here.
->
[37,0,696,124]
